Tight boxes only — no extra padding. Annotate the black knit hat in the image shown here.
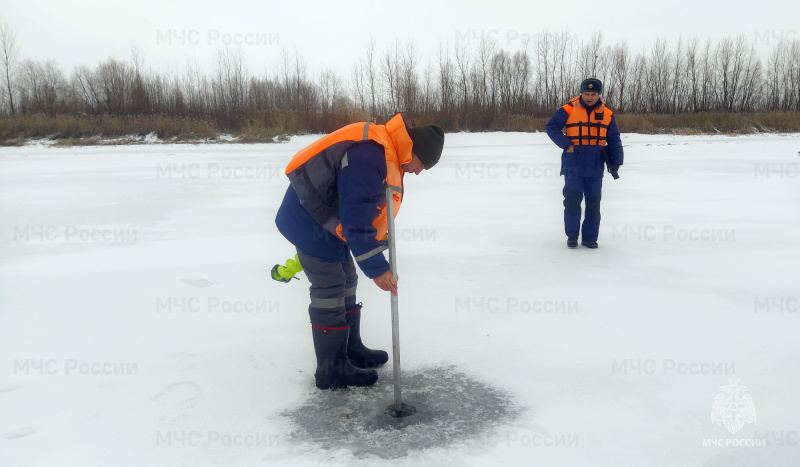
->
[580,78,603,94]
[408,125,445,169]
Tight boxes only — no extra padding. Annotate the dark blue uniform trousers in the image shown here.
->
[563,175,603,242]
[296,249,359,329]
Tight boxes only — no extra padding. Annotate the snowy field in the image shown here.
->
[1,132,799,467]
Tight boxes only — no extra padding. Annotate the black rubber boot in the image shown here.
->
[346,304,389,369]
[311,327,378,389]
[567,238,578,248]
[581,241,598,249]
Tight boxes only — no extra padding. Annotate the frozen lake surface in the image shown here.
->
[1,132,799,466]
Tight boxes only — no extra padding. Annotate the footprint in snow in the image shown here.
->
[151,381,202,422]
[164,353,198,372]
[249,354,276,371]
[3,426,38,439]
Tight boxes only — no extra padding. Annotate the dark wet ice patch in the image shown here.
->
[279,365,520,459]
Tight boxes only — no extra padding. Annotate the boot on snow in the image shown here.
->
[346,304,389,369]
[311,326,378,389]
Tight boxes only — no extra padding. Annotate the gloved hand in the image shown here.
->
[608,164,620,180]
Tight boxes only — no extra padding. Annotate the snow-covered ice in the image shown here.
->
[1,132,799,466]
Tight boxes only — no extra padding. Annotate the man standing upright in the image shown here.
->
[546,78,624,249]
[275,113,444,389]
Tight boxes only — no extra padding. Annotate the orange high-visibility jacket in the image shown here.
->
[284,113,413,242]
[563,96,614,146]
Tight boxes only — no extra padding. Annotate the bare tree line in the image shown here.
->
[1,20,799,134]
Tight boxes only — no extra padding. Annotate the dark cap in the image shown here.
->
[580,78,603,94]
[408,125,445,169]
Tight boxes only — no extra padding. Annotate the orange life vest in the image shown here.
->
[284,113,413,242]
[563,96,613,146]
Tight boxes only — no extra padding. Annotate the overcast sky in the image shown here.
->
[3,0,799,76]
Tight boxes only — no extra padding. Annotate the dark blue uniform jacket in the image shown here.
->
[275,141,391,279]
[546,97,624,177]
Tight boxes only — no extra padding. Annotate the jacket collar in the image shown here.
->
[384,114,413,166]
